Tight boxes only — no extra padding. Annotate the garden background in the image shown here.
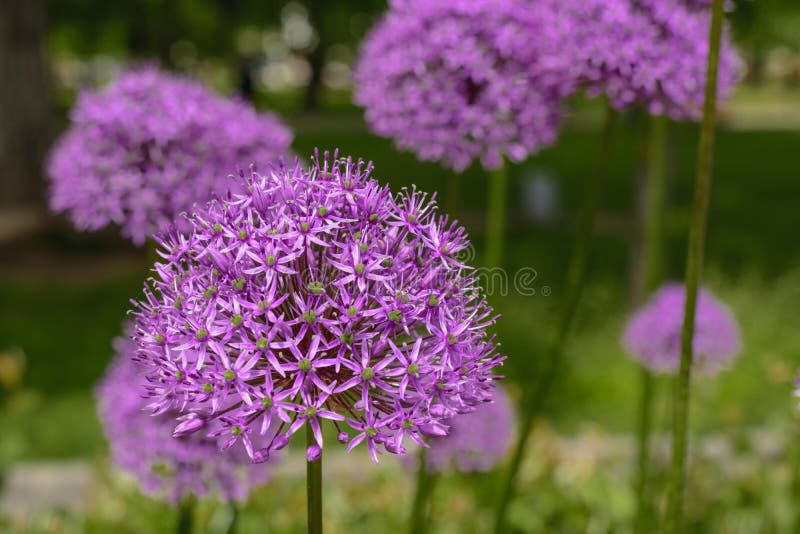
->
[1,0,800,532]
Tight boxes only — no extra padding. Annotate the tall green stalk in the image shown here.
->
[493,104,616,533]
[176,494,195,534]
[409,448,437,533]
[665,1,726,532]
[485,161,508,267]
[633,114,669,534]
[307,425,323,534]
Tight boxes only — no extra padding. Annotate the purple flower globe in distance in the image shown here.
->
[47,67,293,245]
[97,331,272,503]
[353,0,567,172]
[130,149,505,464]
[622,283,742,376]
[542,0,741,120]
[425,386,514,473]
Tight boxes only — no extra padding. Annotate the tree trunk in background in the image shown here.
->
[0,0,50,209]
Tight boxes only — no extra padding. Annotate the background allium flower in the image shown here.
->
[424,387,514,473]
[622,283,742,375]
[353,0,567,172]
[131,150,504,464]
[97,330,272,503]
[47,67,293,245]
[541,0,741,119]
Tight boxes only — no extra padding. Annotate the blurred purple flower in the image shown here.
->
[96,329,273,503]
[424,387,514,473]
[353,0,568,172]
[540,0,742,119]
[47,67,293,245]
[622,283,742,375]
[130,149,505,464]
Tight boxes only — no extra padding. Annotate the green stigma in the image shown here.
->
[174,370,184,379]
[261,397,273,408]
[359,242,368,253]
[428,295,440,307]
[238,229,247,240]
[361,367,375,380]
[354,263,365,275]
[258,300,269,311]
[408,363,419,375]
[339,331,355,344]
[318,206,328,216]
[407,213,416,223]
[213,223,223,233]
[203,383,213,393]
[447,333,458,345]
[301,221,310,232]
[204,286,217,299]
[231,426,242,436]
[365,427,378,437]
[403,419,414,429]
[302,310,317,324]
[155,333,165,343]
[256,337,269,350]
[381,258,393,268]
[369,213,378,222]
[230,314,243,326]
[223,369,236,381]
[233,278,245,291]
[308,281,324,295]
[347,305,358,317]
[305,406,317,417]
[266,254,276,266]
[388,309,402,323]
[195,328,208,341]
[298,358,312,371]
[343,180,351,189]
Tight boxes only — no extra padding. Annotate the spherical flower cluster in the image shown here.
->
[622,283,742,375]
[131,150,504,464]
[97,331,272,503]
[47,68,293,245]
[540,0,741,119]
[423,387,514,473]
[353,0,567,172]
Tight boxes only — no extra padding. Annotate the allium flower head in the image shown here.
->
[542,0,741,119]
[131,149,504,464]
[97,331,272,503]
[622,283,742,375]
[424,387,514,473]
[353,0,567,172]
[47,68,293,245]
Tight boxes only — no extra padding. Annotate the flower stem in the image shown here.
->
[665,1,726,532]
[634,113,669,533]
[409,448,434,534]
[493,103,615,533]
[485,160,508,267]
[176,494,195,534]
[307,424,323,534]
[225,502,239,534]
[446,169,460,217]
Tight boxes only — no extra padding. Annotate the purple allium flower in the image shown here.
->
[353,0,567,172]
[47,68,293,245]
[96,330,273,503]
[541,0,741,120]
[423,387,514,473]
[622,283,742,375]
[130,150,504,464]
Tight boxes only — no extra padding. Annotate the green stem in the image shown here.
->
[633,114,669,533]
[634,366,655,533]
[225,502,239,534]
[176,494,195,534]
[307,425,323,534]
[493,103,616,533]
[485,161,508,268]
[665,1,726,532]
[409,448,434,534]
[446,170,460,217]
